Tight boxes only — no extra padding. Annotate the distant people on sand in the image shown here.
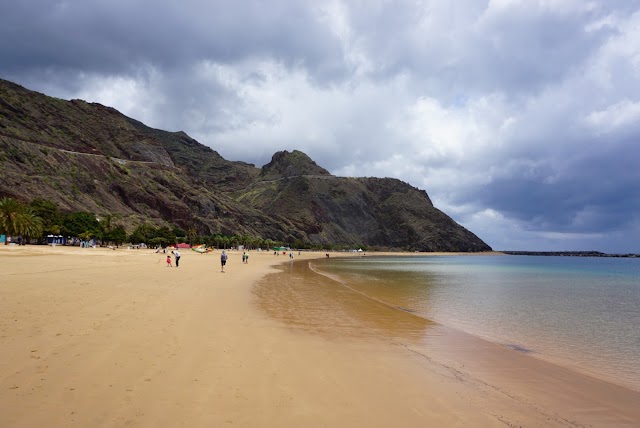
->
[242,252,249,264]
[289,252,293,259]
[221,250,228,272]
[166,254,173,267]
[174,250,181,267]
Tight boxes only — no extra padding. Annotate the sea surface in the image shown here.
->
[312,255,640,391]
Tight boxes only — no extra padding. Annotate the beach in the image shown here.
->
[1,246,639,427]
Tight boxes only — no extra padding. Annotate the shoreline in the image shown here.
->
[307,255,640,392]
[2,245,639,427]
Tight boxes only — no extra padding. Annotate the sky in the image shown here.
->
[1,0,640,252]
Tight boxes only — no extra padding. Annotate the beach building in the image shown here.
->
[46,235,66,245]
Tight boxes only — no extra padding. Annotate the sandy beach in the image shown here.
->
[1,245,639,427]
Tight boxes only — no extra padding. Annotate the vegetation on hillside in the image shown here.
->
[0,197,369,251]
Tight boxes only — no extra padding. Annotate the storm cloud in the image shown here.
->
[2,0,640,252]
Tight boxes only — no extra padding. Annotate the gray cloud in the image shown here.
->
[0,1,345,80]
[1,0,640,252]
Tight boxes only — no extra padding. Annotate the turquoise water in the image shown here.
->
[315,255,640,391]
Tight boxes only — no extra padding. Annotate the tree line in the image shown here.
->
[0,197,125,245]
[0,197,369,251]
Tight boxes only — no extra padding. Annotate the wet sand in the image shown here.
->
[1,245,638,427]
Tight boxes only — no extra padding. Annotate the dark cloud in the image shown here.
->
[452,129,640,238]
[0,0,345,80]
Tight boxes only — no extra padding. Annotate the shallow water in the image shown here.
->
[308,255,640,391]
[253,259,433,342]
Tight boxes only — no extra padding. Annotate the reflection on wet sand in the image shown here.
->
[253,259,434,342]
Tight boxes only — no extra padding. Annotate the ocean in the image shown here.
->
[308,255,640,392]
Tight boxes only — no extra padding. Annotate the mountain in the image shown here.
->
[0,78,491,251]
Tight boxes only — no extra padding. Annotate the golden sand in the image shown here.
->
[1,245,638,427]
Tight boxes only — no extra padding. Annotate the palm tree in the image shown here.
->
[187,226,198,246]
[99,212,120,233]
[19,211,43,242]
[0,198,22,243]
[254,237,264,250]
[0,197,43,244]
[242,235,253,250]
[78,231,93,242]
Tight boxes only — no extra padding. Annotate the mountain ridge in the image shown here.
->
[0,78,491,251]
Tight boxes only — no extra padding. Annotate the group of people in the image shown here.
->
[166,248,229,272]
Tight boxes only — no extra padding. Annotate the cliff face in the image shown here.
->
[0,78,491,251]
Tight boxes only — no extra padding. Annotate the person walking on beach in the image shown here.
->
[220,250,228,272]
[174,249,181,267]
[166,254,172,267]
